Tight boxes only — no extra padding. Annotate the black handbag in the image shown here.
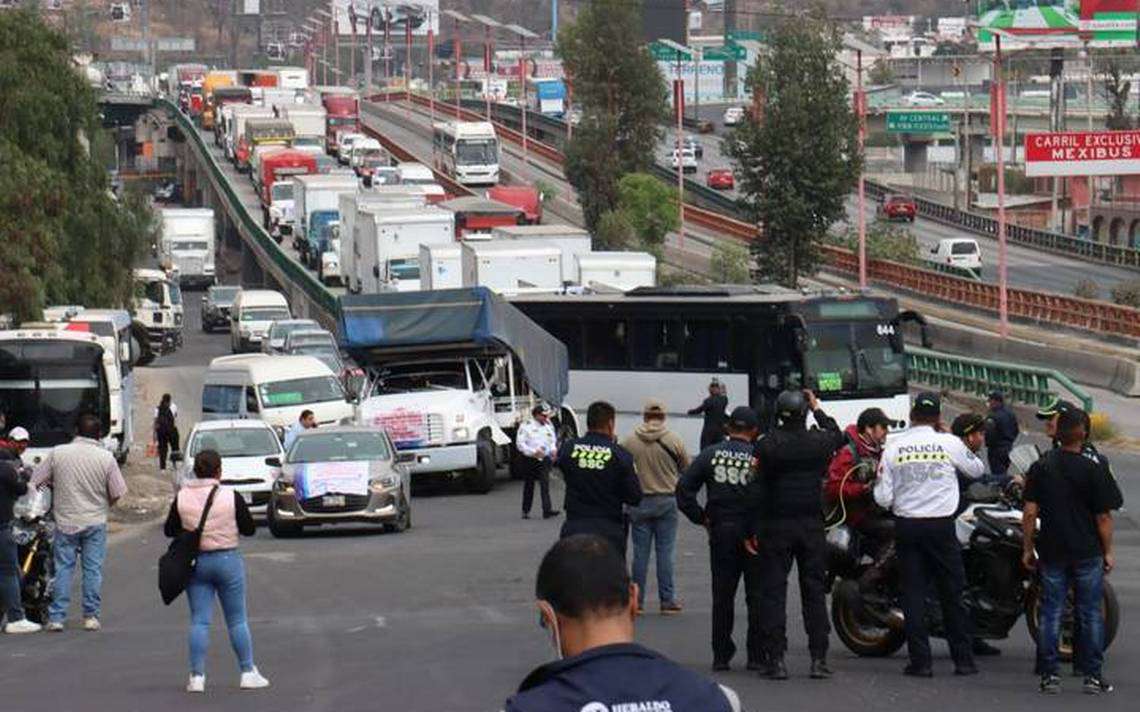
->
[158,486,220,605]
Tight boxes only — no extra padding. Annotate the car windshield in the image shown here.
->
[951,242,978,255]
[258,375,344,407]
[271,182,294,201]
[171,240,208,251]
[210,286,240,303]
[287,430,390,463]
[389,258,420,281]
[455,139,497,165]
[269,321,317,340]
[242,307,290,322]
[288,333,335,348]
[292,346,342,373]
[189,427,280,458]
[802,321,906,396]
[375,365,467,393]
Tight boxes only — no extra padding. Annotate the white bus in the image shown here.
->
[511,287,927,452]
[431,121,500,186]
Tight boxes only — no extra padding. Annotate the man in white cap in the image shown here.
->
[517,404,560,520]
[1,426,40,633]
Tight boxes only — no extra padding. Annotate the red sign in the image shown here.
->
[1025,130,1140,177]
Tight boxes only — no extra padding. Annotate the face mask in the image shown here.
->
[537,601,563,661]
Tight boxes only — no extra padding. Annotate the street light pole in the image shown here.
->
[675,78,685,251]
[428,14,435,122]
[994,35,1009,339]
[856,49,867,289]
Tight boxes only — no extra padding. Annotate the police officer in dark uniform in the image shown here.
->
[688,379,729,450]
[676,406,764,672]
[505,535,742,711]
[753,389,847,680]
[983,391,1020,482]
[557,401,642,558]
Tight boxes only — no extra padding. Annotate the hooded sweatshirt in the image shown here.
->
[621,420,691,495]
[824,424,882,528]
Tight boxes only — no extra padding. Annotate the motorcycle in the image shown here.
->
[11,487,54,625]
[827,444,1120,660]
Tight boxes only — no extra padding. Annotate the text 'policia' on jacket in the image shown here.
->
[676,439,761,525]
[556,432,641,523]
[753,409,847,520]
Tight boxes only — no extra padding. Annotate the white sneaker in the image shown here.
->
[239,667,270,690]
[83,617,101,631]
[3,619,42,634]
[45,621,65,632]
[186,675,205,693]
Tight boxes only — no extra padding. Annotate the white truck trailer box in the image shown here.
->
[159,208,216,288]
[292,174,359,265]
[259,86,300,113]
[279,104,327,140]
[356,208,455,293]
[489,224,592,283]
[225,104,275,162]
[576,251,657,291]
[339,190,431,291]
[274,66,309,90]
[419,243,462,290]
[462,242,562,294]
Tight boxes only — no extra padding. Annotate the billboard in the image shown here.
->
[1024,130,1140,176]
[333,1,439,37]
[643,0,685,44]
[975,1,1139,50]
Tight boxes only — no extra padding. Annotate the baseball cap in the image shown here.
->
[987,390,1005,402]
[1035,396,1076,421]
[951,413,985,438]
[727,406,759,430]
[911,392,941,418]
[8,426,29,442]
[642,398,667,417]
[532,403,554,417]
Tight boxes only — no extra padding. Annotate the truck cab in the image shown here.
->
[258,149,317,242]
[132,268,183,355]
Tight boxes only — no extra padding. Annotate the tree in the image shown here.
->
[1097,55,1134,130]
[868,59,895,85]
[610,173,678,257]
[727,7,861,287]
[557,0,667,233]
[831,220,921,265]
[709,241,752,283]
[0,9,149,323]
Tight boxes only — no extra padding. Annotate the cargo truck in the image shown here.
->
[490,225,592,283]
[355,208,455,293]
[201,70,237,128]
[223,104,274,165]
[462,242,562,294]
[438,196,524,239]
[320,90,360,153]
[275,66,309,90]
[132,268,183,354]
[576,251,657,291]
[279,104,327,146]
[339,189,431,290]
[419,243,463,290]
[159,208,216,288]
[292,174,359,267]
[258,149,318,242]
[207,86,252,140]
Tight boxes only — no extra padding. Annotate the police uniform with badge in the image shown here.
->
[557,403,642,558]
[676,406,765,671]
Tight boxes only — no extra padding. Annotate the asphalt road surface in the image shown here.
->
[4,288,1138,711]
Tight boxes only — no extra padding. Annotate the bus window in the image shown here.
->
[584,320,629,369]
[632,320,683,370]
[543,319,584,369]
[681,320,732,372]
[203,384,242,414]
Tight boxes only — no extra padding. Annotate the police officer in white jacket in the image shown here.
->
[874,392,985,678]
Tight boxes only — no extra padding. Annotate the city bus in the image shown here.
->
[510,286,927,451]
[431,121,500,186]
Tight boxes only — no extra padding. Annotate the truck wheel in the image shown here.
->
[465,439,496,494]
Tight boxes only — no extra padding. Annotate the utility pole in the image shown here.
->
[428,13,435,122]
[994,35,1009,339]
[1049,47,1064,231]
[675,77,685,250]
[856,50,867,289]
[364,9,373,93]
[1085,41,1094,235]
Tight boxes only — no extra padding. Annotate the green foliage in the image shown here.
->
[0,9,148,323]
[557,0,667,233]
[709,240,753,284]
[534,179,559,205]
[1097,54,1135,131]
[977,165,1035,195]
[1110,279,1140,309]
[612,173,678,257]
[728,7,860,287]
[868,59,895,85]
[1073,278,1100,301]
[595,208,636,251]
[831,220,921,265]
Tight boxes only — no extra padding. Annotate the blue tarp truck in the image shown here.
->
[527,78,566,119]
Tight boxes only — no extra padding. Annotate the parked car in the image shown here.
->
[931,238,982,271]
[262,318,320,354]
[878,193,917,222]
[267,426,412,537]
[201,285,241,333]
[670,148,698,174]
[706,168,735,190]
[723,106,745,126]
[905,91,945,107]
[173,419,284,517]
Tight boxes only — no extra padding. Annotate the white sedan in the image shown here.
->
[174,419,285,517]
[671,148,698,173]
[905,91,945,107]
[723,106,745,126]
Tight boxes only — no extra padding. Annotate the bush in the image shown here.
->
[1088,412,1117,442]
[534,179,559,205]
[709,241,753,284]
[1073,279,1100,300]
[829,220,921,265]
[1110,278,1140,308]
[595,210,636,250]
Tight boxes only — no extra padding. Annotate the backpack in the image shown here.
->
[155,404,176,435]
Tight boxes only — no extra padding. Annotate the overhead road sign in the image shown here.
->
[649,39,693,62]
[701,44,746,61]
[1025,130,1140,177]
[887,111,952,133]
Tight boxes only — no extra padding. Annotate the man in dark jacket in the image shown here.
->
[984,391,1019,482]
[557,401,642,558]
[753,389,847,680]
[504,534,741,712]
[676,406,764,671]
[1,429,40,633]
[688,379,729,450]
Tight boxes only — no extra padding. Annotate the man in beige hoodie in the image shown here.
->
[621,399,691,614]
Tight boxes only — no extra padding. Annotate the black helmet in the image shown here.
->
[775,390,808,425]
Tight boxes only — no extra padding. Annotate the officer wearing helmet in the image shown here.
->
[752,389,847,680]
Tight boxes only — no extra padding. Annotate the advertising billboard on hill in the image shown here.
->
[975,0,1138,50]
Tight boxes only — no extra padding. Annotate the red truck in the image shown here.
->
[438,196,525,239]
[487,185,541,224]
[321,92,360,154]
[259,150,318,242]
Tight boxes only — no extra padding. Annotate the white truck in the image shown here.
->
[279,104,327,149]
[339,189,430,291]
[576,251,657,291]
[292,174,359,268]
[274,66,309,90]
[132,268,184,355]
[461,242,562,294]
[224,104,274,163]
[259,86,301,113]
[159,208,216,288]
[419,243,462,290]
[355,208,455,293]
[490,224,591,283]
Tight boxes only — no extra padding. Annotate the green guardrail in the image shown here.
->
[907,345,1093,412]
[158,98,338,320]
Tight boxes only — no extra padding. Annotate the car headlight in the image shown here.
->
[370,474,400,490]
[273,479,294,495]
[452,426,470,440]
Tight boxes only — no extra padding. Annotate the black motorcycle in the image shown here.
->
[11,489,54,625]
[827,479,1120,660]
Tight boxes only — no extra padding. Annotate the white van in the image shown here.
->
[230,289,291,353]
[201,354,354,434]
[931,238,982,272]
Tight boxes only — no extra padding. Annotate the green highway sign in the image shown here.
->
[649,41,693,62]
[702,44,746,61]
[727,29,764,42]
[886,111,952,133]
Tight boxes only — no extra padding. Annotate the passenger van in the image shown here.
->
[230,289,291,353]
[201,354,354,434]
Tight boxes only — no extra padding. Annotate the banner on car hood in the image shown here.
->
[294,461,370,499]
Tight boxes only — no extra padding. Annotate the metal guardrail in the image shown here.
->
[158,98,338,320]
[907,345,1093,412]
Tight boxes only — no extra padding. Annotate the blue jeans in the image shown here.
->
[187,549,255,676]
[49,524,107,622]
[1037,557,1105,678]
[0,525,25,622]
[629,495,678,608]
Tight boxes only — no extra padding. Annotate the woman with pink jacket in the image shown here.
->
[164,449,269,693]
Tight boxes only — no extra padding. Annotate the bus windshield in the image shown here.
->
[802,321,906,396]
[455,139,497,166]
[0,340,108,448]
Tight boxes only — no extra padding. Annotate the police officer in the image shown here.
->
[676,406,764,672]
[983,391,1019,483]
[504,535,742,711]
[688,379,729,450]
[753,389,847,680]
[874,392,986,678]
[556,401,642,558]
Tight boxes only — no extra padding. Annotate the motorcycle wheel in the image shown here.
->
[830,582,906,657]
[1024,578,1120,662]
